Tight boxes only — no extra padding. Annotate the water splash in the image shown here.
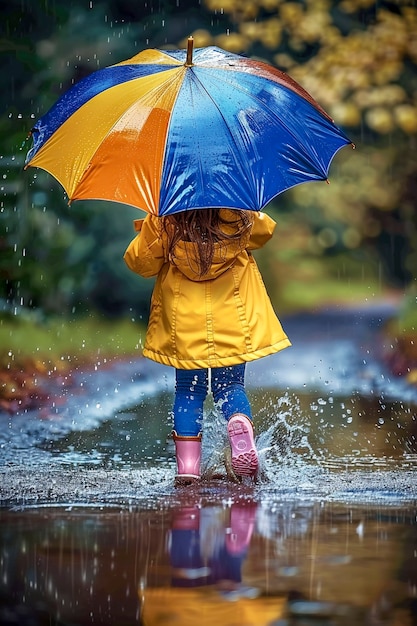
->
[197,391,417,503]
[200,395,318,485]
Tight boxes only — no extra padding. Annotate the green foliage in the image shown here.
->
[0,157,154,318]
[0,311,146,368]
[394,285,417,334]
[1,0,416,335]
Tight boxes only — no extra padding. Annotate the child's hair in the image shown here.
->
[162,209,252,277]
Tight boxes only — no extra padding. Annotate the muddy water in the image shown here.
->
[1,305,417,625]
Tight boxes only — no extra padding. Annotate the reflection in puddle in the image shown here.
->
[1,500,416,625]
[1,308,417,624]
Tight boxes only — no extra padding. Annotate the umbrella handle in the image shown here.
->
[185,36,194,67]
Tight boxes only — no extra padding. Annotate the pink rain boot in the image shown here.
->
[172,506,200,531]
[172,431,202,487]
[226,502,257,555]
[227,414,258,477]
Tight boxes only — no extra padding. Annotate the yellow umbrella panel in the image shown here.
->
[26,50,185,214]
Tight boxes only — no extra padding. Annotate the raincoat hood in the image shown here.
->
[170,233,251,282]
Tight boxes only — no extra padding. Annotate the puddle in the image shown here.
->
[2,387,415,505]
[1,500,416,625]
[1,305,417,623]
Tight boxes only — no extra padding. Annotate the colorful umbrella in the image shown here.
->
[25,37,353,216]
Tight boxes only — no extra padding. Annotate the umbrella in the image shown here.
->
[25,37,353,216]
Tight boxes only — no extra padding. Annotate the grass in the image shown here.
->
[0,313,146,371]
[393,291,417,333]
[277,277,387,314]
[0,312,147,411]
[382,287,417,384]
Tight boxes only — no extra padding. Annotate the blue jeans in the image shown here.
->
[173,364,252,437]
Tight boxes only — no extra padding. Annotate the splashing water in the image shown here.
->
[1,306,417,506]
[195,378,417,504]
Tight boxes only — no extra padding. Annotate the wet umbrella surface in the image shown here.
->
[1,304,417,625]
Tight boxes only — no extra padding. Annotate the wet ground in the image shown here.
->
[1,303,417,625]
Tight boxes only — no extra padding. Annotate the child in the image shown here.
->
[124,209,291,485]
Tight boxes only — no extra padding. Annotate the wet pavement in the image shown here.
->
[1,302,417,624]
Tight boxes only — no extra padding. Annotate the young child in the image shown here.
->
[124,209,291,485]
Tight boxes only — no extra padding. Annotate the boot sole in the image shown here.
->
[227,416,259,477]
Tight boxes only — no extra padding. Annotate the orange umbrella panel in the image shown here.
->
[26,50,184,215]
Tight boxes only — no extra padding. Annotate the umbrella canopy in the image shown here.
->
[25,38,352,216]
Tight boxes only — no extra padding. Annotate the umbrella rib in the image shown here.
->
[202,67,336,178]
[192,68,328,205]
[189,70,261,203]
[75,68,187,211]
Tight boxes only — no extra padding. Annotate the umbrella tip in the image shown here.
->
[185,36,194,67]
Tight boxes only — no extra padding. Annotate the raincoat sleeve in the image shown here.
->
[123,214,166,278]
[247,212,276,250]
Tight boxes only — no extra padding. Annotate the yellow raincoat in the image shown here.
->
[124,210,290,369]
[141,587,285,626]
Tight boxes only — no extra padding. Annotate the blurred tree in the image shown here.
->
[1,0,219,318]
[188,0,417,291]
[1,0,416,321]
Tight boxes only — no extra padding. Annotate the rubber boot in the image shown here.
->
[226,502,257,555]
[172,506,200,531]
[227,414,258,477]
[172,431,202,486]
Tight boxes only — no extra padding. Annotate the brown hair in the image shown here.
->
[162,209,252,277]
